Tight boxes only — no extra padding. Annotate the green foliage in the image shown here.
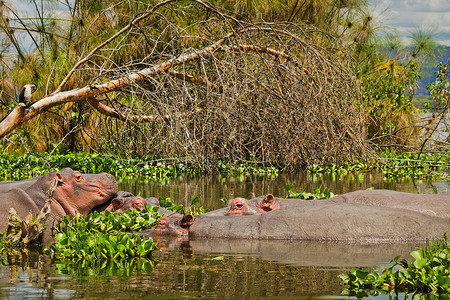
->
[361,60,421,142]
[158,196,210,215]
[379,150,449,180]
[0,153,280,180]
[45,231,158,260]
[308,161,372,175]
[427,59,450,108]
[0,233,5,254]
[188,196,211,215]
[285,184,335,200]
[46,206,162,262]
[54,206,162,234]
[307,150,449,181]
[340,237,450,296]
[158,197,185,214]
[215,160,278,176]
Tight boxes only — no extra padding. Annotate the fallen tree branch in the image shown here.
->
[0,27,306,138]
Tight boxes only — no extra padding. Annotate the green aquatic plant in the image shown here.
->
[285,184,335,200]
[308,161,372,175]
[307,150,449,180]
[379,150,449,180]
[0,152,280,180]
[158,197,185,215]
[46,205,162,262]
[46,231,158,260]
[215,160,278,176]
[0,152,190,180]
[54,206,162,235]
[340,237,450,295]
[158,196,210,215]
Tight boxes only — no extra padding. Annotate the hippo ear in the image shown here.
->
[265,194,274,202]
[111,198,124,210]
[180,214,194,228]
[56,173,64,185]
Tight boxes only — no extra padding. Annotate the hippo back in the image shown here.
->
[189,200,450,242]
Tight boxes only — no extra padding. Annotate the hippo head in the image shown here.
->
[152,217,189,238]
[108,196,147,213]
[257,194,280,213]
[52,168,118,216]
[226,197,251,216]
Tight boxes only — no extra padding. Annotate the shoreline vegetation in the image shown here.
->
[0,150,448,181]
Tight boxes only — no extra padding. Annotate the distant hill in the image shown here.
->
[416,46,450,95]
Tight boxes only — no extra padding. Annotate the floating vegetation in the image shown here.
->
[54,206,162,235]
[45,206,163,262]
[340,237,450,296]
[215,160,278,176]
[285,184,335,200]
[158,196,210,215]
[0,153,279,180]
[45,231,158,260]
[379,150,449,180]
[307,150,449,180]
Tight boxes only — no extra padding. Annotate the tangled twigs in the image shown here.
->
[0,0,368,169]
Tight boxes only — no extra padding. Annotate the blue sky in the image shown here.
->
[371,0,450,46]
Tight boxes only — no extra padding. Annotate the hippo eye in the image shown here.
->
[73,172,83,182]
[236,203,243,208]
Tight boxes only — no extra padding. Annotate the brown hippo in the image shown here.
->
[218,190,450,219]
[203,194,280,217]
[92,192,160,213]
[0,168,118,232]
[145,190,450,242]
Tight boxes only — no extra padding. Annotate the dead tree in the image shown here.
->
[0,1,369,169]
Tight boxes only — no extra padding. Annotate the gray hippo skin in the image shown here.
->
[330,189,450,218]
[0,168,118,232]
[186,190,450,242]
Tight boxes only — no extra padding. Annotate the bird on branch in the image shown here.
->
[18,83,37,107]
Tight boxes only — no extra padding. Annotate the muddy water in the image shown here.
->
[1,172,449,299]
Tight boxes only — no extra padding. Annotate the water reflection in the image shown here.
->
[119,171,449,210]
[0,240,433,299]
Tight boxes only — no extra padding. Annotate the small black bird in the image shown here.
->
[18,83,37,106]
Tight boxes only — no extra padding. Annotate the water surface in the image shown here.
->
[1,171,449,299]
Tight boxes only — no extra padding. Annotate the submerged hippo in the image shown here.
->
[0,168,118,232]
[145,190,450,242]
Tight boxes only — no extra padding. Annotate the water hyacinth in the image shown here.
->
[54,205,163,234]
[46,231,158,260]
[340,237,450,296]
[46,205,163,262]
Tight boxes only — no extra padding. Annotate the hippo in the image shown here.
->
[145,190,450,242]
[92,192,160,213]
[0,168,118,232]
[204,194,282,217]
[214,190,450,219]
